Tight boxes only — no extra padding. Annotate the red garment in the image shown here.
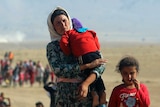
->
[50,72,55,82]
[19,72,25,81]
[108,84,150,107]
[60,29,100,57]
[28,66,35,86]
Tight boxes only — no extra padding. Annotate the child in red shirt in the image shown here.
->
[60,18,107,107]
[108,56,150,107]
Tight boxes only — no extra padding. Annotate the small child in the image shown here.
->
[108,56,150,107]
[60,18,107,107]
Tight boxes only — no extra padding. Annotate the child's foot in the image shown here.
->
[92,94,99,107]
[99,91,107,105]
[92,95,99,107]
[98,104,107,107]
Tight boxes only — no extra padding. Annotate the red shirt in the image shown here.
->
[108,84,150,107]
[60,29,100,57]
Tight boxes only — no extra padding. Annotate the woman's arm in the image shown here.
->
[47,41,106,77]
[46,41,80,77]
[78,73,97,98]
[77,58,106,98]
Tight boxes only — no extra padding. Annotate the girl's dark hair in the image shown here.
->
[116,56,139,73]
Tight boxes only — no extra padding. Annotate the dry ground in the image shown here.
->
[0,43,160,107]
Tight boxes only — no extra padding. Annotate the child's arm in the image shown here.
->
[137,84,150,106]
[60,33,71,56]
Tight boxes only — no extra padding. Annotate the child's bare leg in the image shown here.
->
[99,90,107,105]
[91,91,99,107]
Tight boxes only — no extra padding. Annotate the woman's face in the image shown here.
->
[53,14,70,35]
[121,66,138,85]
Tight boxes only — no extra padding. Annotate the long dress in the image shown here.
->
[46,40,105,107]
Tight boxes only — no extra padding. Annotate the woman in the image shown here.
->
[46,6,106,107]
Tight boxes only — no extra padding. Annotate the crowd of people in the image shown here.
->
[0,52,55,88]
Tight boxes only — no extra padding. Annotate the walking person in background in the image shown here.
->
[60,18,107,107]
[12,62,20,87]
[0,92,11,107]
[43,81,57,107]
[8,51,14,64]
[108,56,150,107]
[43,64,50,85]
[27,60,36,87]
[4,52,9,61]
[36,61,44,86]
[46,6,106,106]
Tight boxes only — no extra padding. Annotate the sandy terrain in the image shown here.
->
[0,42,159,107]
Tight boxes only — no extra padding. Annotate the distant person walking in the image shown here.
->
[8,51,14,64]
[4,52,9,60]
[43,64,50,85]
[0,92,11,107]
[44,82,57,107]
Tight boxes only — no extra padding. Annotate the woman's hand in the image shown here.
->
[79,81,89,97]
[76,73,97,101]
[76,81,89,101]
[80,58,107,70]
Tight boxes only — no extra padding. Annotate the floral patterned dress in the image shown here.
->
[46,40,105,107]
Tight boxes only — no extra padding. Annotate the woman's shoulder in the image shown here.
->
[47,41,59,49]
[47,41,59,46]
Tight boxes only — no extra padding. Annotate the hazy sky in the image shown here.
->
[0,0,160,43]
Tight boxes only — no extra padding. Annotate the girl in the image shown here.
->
[108,56,150,107]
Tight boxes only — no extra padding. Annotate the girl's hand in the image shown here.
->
[133,79,140,90]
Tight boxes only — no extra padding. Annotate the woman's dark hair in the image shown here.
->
[51,9,68,24]
[116,56,139,73]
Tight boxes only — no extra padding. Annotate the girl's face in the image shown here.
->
[121,66,138,85]
[53,14,70,35]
